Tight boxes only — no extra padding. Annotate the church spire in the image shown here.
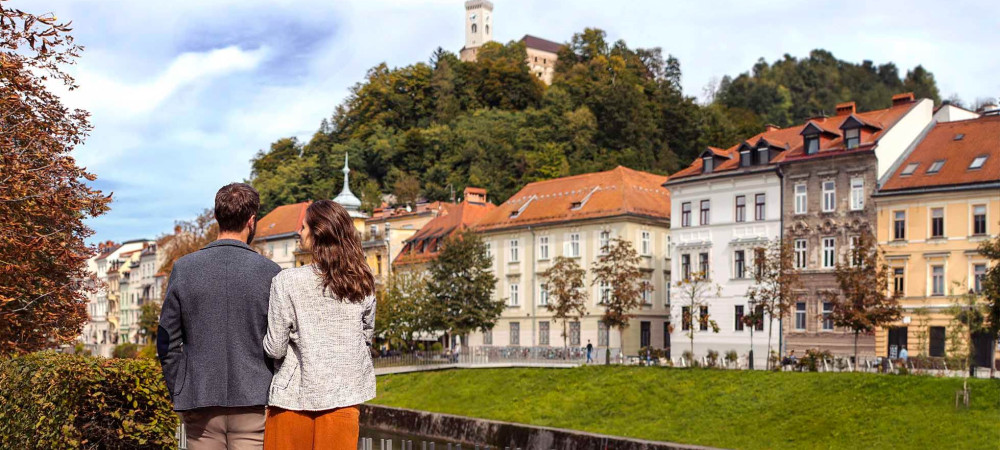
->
[332,153,362,212]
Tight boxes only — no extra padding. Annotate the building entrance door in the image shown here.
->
[887,327,908,359]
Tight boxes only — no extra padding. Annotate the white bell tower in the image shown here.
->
[460,0,493,62]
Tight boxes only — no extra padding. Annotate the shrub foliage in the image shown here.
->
[0,352,176,449]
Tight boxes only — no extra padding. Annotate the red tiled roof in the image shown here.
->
[521,35,562,54]
[366,201,448,222]
[880,115,1000,192]
[393,199,496,266]
[255,202,310,241]
[95,244,121,261]
[669,99,920,181]
[474,166,670,232]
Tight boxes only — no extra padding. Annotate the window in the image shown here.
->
[795,302,807,330]
[681,254,691,280]
[927,160,945,174]
[805,135,819,154]
[699,252,709,278]
[640,321,651,348]
[757,148,770,165]
[599,280,611,304]
[931,208,945,238]
[734,250,746,279]
[794,183,807,214]
[539,283,548,306]
[485,242,493,260]
[929,326,946,357]
[755,193,766,221]
[973,205,987,235]
[970,155,988,170]
[754,247,766,278]
[850,177,864,211]
[700,200,711,225]
[901,163,919,176]
[599,231,611,255]
[538,236,549,260]
[740,150,751,167]
[509,322,519,346]
[822,237,835,269]
[893,211,906,240]
[844,127,860,149]
[681,202,691,227]
[509,239,519,262]
[794,239,807,269]
[641,231,651,255]
[702,156,714,174]
[697,306,710,331]
[822,302,834,330]
[848,235,860,267]
[570,321,581,345]
[931,265,945,296]
[822,180,836,212]
[891,267,905,297]
[735,305,745,331]
[471,23,477,33]
[735,196,746,222]
[681,306,691,331]
[569,233,580,257]
[598,321,610,346]
[641,281,652,304]
[974,264,987,293]
[508,282,520,306]
[539,321,550,346]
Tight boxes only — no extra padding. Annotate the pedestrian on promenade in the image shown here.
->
[899,346,908,363]
[158,183,281,450]
[263,200,377,450]
[586,340,594,364]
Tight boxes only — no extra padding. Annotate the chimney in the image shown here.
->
[892,92,915,106]
[463,187,487,204]
[764,124,780,132]
[835,102,856,116]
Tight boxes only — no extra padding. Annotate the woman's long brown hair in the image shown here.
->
[304,200,375,303]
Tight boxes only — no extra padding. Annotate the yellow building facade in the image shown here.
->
[873,115,999,366]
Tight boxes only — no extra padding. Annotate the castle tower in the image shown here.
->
[459,0,493,62]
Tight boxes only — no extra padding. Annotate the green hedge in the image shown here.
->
[0,351,177,449]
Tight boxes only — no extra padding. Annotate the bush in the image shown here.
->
[0,351,177,449]
[431,342,444,352]
[138,344,157,360]
[113,342,139,359]
[724,350,738,365]
[797,349,833,372]
[706,350,719,368]
[73,342,92,356]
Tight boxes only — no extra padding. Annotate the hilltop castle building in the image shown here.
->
[458,0,561,85]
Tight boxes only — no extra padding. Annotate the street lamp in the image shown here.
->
[747,298,757,370]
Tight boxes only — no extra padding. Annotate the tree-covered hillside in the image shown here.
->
[249,29,942,215]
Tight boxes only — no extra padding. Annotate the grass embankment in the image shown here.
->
[372,366,1000,449]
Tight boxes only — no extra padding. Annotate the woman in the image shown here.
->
[263,200,376,450]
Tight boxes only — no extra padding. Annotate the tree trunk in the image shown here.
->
[853,330,859,372]
[563,320,568,360]
[766,316,774,370]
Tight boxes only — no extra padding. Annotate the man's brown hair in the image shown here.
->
[215,183,260,233]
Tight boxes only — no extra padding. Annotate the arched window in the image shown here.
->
[471,23,477,33]
[485,25,489,34]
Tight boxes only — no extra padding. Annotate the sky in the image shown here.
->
[31,0,1000,244]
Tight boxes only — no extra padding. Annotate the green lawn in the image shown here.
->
[372,366,1000,449]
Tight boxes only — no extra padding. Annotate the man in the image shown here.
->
[586,340,594,364]
[158,183,282,450]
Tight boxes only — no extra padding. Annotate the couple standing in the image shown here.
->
[157,183,376,450]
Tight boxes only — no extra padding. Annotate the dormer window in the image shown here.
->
[844,127,860,149]
[757,147,769,165]
[805,135,819,155]
[702,156,714,173]
[740,150,751,167]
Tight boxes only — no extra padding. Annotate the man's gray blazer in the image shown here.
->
[157,239,282,411]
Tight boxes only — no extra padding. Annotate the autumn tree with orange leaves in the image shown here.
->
[0,2,110,353]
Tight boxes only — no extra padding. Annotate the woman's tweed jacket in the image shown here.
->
[263,265,376,411]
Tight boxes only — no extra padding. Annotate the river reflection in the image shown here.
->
[359,427,474,449]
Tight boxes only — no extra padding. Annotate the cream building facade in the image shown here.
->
[466,167,672,356]
[874,114,999,367]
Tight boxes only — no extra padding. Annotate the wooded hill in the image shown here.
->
[249,28,942,215]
